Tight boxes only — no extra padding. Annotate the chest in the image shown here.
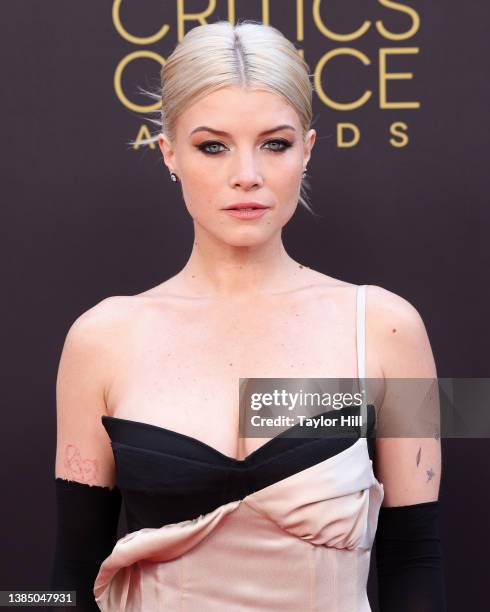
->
[106,293,381,459]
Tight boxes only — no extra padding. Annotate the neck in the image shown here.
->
[178,226,304,299]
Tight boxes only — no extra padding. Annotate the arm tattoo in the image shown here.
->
[426,467,435,482]
[416,447,421,467]
[63,443,99,483]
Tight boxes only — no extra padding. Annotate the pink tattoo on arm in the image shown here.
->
[63,444,99,483]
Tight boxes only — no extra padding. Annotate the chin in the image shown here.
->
[223,232,273,248]
[217,221,281,245]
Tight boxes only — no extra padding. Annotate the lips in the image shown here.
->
[223,203,270,210]
[223,207,269,219]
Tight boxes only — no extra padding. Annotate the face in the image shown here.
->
[158,85,316,247]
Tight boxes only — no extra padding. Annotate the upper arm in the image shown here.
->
[54,300,118,489]
[368,285,441,507]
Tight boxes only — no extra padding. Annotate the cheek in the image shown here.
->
[270,154,302,181]
[270,165,303,199]
[180,169,216,212]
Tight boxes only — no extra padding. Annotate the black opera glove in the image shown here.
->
[49,478,122,611]
[375,500,447,612]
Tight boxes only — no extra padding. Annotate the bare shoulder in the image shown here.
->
[60,295,145,392]
[64,274,217,356]
[365,284,426,334]
[65,294,142,345]
[365,284,437,378]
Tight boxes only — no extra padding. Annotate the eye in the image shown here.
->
[264,139,292,152]
[197,141,226,155]
[196,139,293,156]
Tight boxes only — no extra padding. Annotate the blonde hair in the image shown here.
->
[133,19,316,214]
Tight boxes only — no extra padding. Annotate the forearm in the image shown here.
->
[375,500,447,612]
[49,479,122,611]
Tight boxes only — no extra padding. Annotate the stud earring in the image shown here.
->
[170,172,179,182]
[302,167,308,178]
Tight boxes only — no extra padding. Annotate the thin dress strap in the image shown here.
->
[356,284,368,437]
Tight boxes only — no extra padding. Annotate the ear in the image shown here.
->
[303,129,316,167]
[158,133,176,173]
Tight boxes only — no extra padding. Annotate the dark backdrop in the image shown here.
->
[1,1,489,610]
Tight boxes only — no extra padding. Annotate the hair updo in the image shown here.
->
[135,19,315,213]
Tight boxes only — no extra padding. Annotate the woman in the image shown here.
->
[50,20,446,611]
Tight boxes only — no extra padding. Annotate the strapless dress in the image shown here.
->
[93,404,384,611]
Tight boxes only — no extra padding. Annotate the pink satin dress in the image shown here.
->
[93,285,384,611]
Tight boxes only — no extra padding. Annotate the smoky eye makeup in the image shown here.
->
[195,138,294,155]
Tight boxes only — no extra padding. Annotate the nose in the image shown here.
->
[230,153,264,189]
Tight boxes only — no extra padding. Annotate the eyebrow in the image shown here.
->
[189,124,296,137]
